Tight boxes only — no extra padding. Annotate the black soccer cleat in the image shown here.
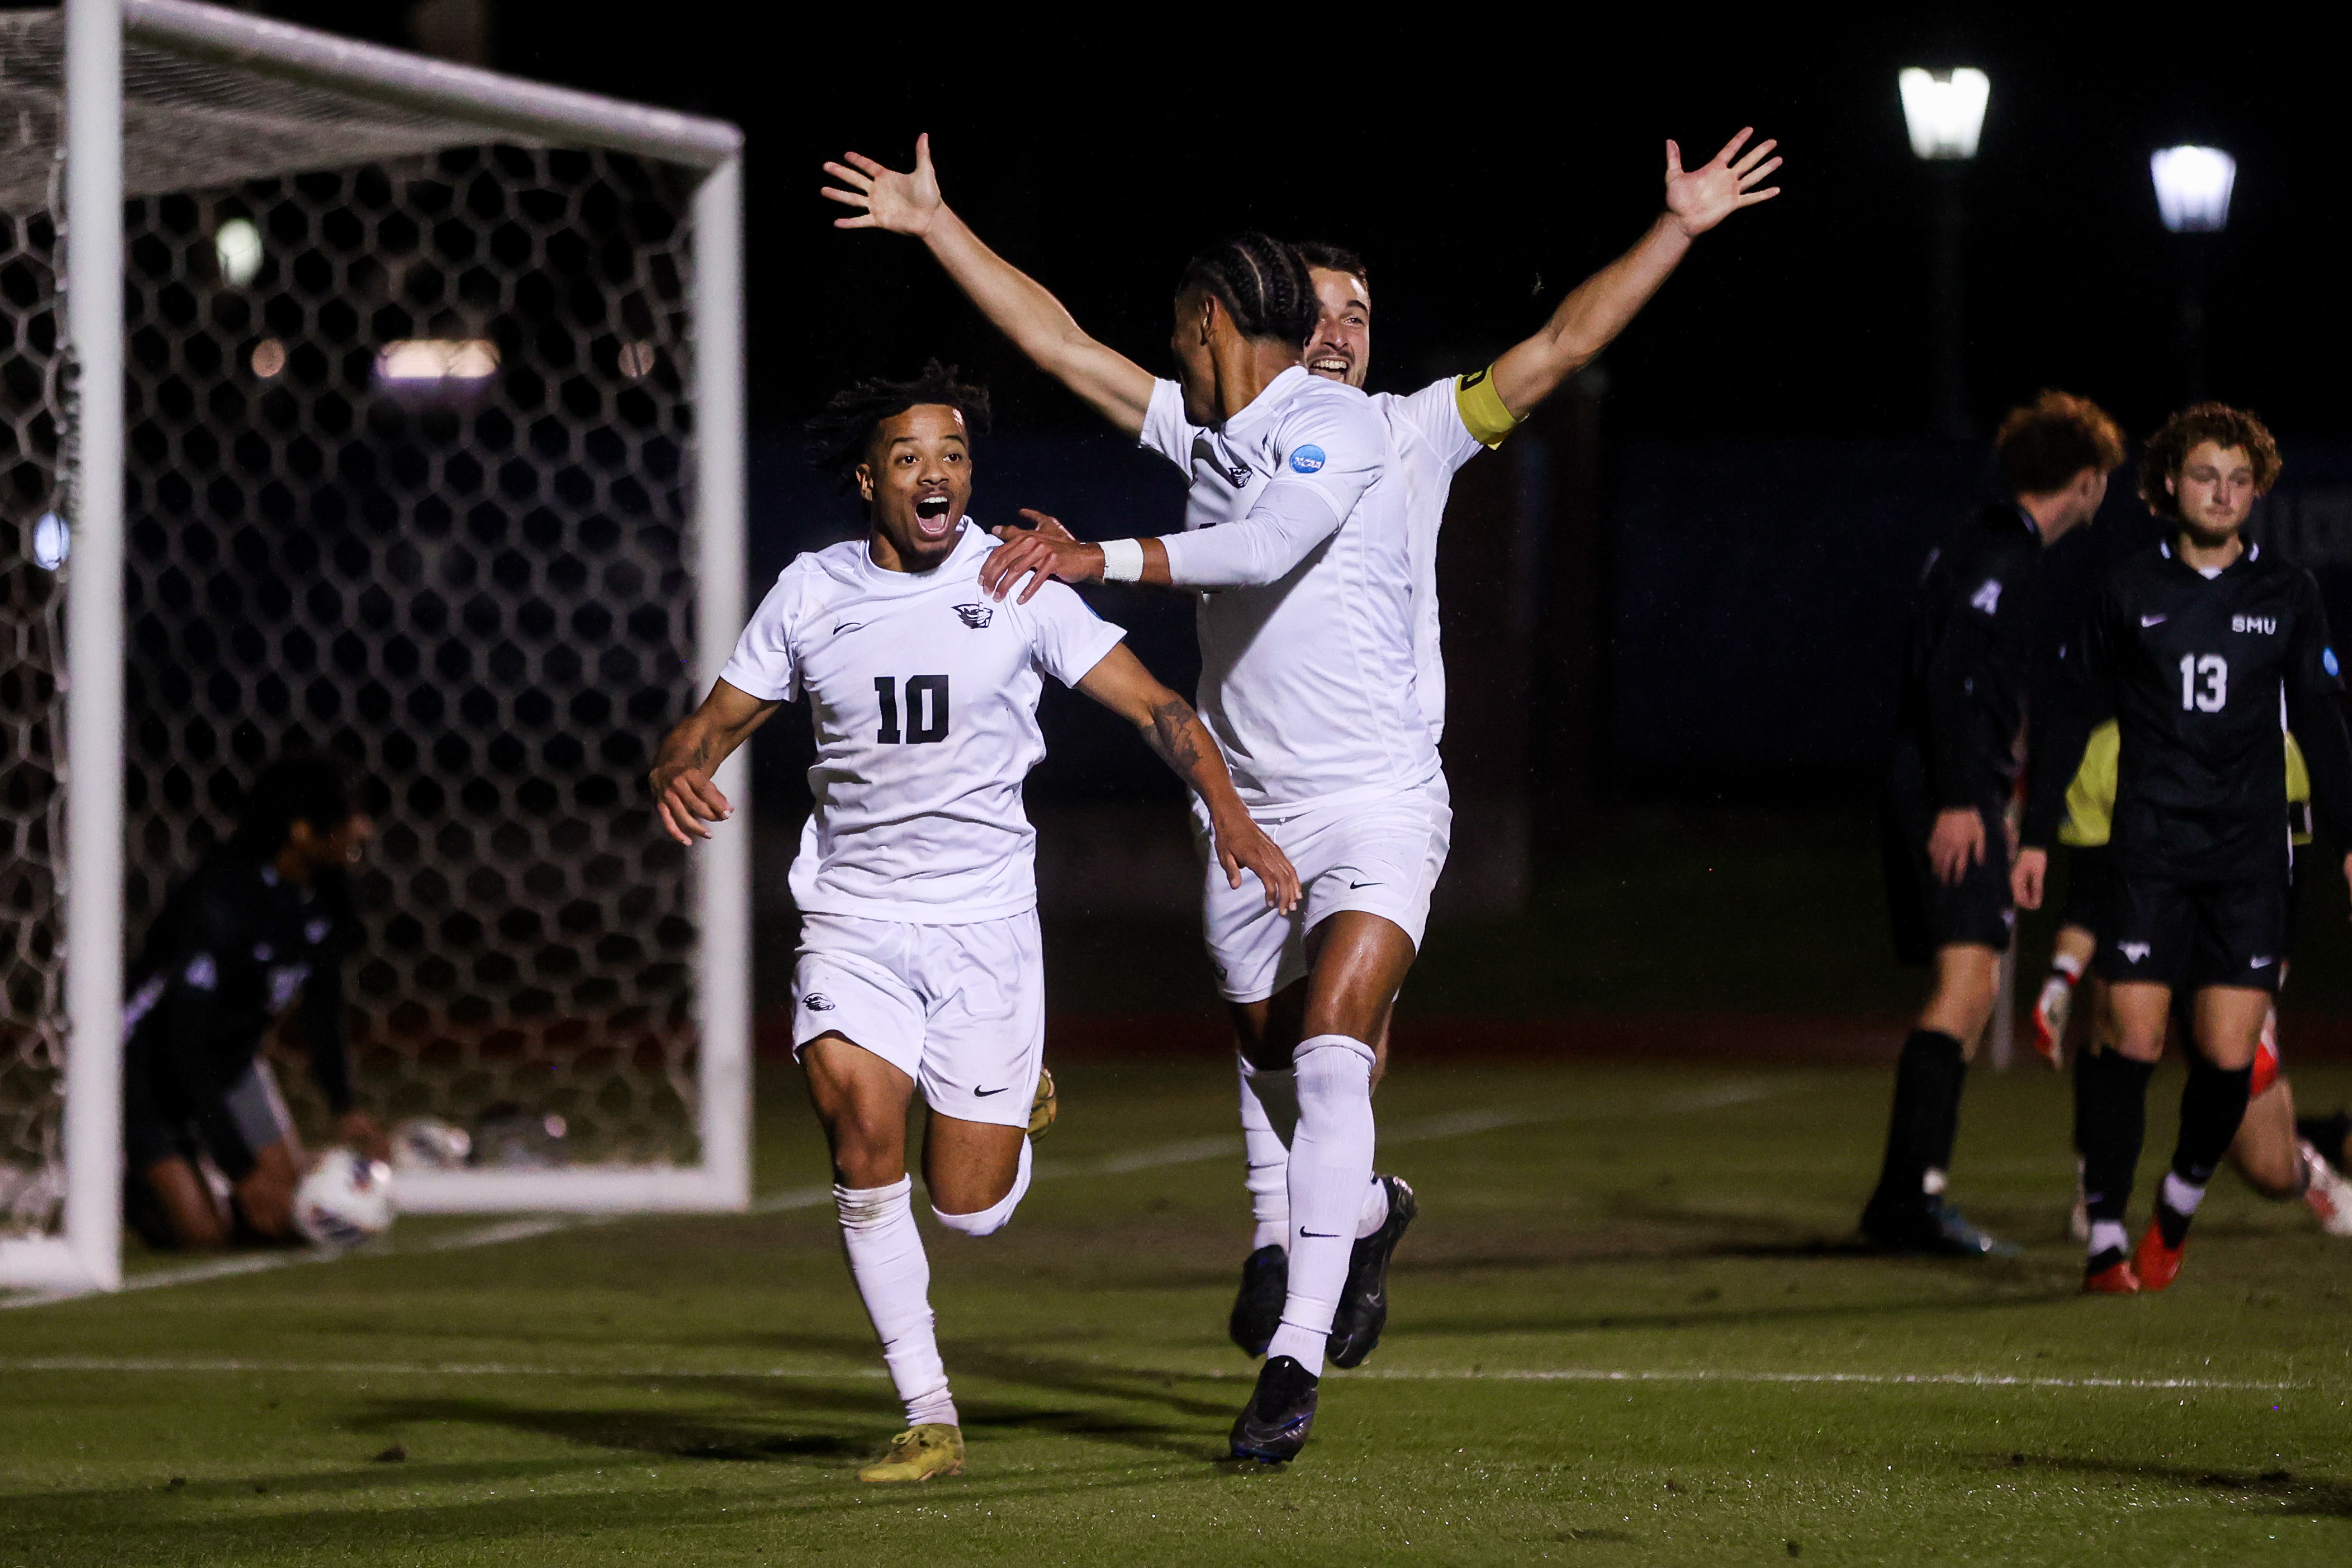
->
[1326,1175,1417,1369]
[1229,1354,1319,1463]
[1229,1244,1288,1358]
[1860,1194,2019,1259]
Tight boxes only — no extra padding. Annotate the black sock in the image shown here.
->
[2296,1110,2351,1173]
[2070,1041,2095,1161]
[2161,1060,2254,1246]
[2077,1050,2156,1251]
[1872,1029,1967,1209]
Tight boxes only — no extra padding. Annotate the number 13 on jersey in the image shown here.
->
[2180,653,2227,712]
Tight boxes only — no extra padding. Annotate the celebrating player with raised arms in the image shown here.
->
[821,134,1779,1456]
[649,363,1295,1484]
[2016,403,2352,1293]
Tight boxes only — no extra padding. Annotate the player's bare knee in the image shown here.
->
[931,1137,1032,1238]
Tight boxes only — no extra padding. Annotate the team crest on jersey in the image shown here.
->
[2232,615,2277,635]
[803,993,836,1012]
[2120,942,2151,964]
[1289,444,1326,475]
[952,602,994,629]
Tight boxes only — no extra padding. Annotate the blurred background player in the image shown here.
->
[2033,719,2352,1234]
[120,754,382,1252]
[1864,392,2124,1256]
[818,129,1784,1386]
[2017,402,2352,1292]
[648,364,1296,1484]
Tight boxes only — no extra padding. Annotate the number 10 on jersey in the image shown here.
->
[2180,653,2227,713]
[875,675,950,743]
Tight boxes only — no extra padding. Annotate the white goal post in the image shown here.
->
[0,0,748,1295]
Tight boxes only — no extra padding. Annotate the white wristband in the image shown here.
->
[1098,538,1144,583]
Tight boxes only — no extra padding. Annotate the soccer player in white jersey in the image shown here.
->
[820,134,1780,1453]
[649,363,1297,1484]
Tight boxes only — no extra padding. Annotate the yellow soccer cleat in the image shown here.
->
[1028,1066,1058,1138]
[857,1423,964,1483]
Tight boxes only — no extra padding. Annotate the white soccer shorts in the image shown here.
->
[1192,777,1453,1004]
[789,910,1047,1130]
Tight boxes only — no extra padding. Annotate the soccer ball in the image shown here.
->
[390,1116,473,1171]
[293,1149,397,1250]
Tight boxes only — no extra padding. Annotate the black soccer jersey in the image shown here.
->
[122,848,362,1126]
[2024,541,2352,879]
[1891,503,2047,812]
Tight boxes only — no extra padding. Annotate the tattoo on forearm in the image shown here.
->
[1146,696,1204,777]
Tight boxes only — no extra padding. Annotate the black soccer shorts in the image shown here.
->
[2057,845,2113,935]
[1882,794,2014,965]
[2093,870,2289,994]
[122,1052,294,1181]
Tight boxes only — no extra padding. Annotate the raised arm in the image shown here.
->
[823,134,1156,437]
[1074,644,1299,912]
[1488,129,1781,419]
[650,679,780,845]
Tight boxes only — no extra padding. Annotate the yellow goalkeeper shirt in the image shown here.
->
[2059,719,2312,847]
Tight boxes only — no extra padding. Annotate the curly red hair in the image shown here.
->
[2138,402,2283,518]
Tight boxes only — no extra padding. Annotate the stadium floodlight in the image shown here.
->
[1897,67,1990,162]
[2151,145,2236,234]
[0,0,748,1296]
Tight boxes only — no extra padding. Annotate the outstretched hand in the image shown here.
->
[1665,127,1782,238]
[982,523,1100,602]
[822,132,943,236]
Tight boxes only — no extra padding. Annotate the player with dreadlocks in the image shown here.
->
[822,131,1780,1461]
[649,361,1297,1484]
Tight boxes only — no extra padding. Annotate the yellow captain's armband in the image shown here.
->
[1455,365,1520,449]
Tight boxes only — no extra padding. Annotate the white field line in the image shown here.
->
[0,1356,2309,1395]
[1,1080,1768,1311]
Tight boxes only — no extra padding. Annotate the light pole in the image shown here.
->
[2151,145,2235,401]
[1898,67,1989,438]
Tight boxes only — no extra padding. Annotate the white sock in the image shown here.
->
[932,1137,1032,1237]
[1265,1035,1376,1375]
[2160,1171,2206,1217]
[1238,1056,1296,1251]
[836,1176,957,1428]
[1355,1175,1390,1240]
[2088,1219,2130,1259]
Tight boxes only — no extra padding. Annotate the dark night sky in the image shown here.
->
[267,5,2352,447]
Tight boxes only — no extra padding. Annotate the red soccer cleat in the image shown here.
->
[2133,1221,2185,1292]
[2083,1257,2141,1294]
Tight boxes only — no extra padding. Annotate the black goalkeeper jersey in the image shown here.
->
[122,848,362,1118]
[2024,540,2352,879]
[1891,503,2048,813]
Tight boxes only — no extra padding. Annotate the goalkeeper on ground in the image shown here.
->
[120,754,385,1251]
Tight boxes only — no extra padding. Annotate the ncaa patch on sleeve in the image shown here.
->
[2326,647,2341,677]
[1288,445,1326,475]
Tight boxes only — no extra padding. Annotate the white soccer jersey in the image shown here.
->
[719,523,1126,922]
[1369,378,1488,741]
[1137,367,1438,811]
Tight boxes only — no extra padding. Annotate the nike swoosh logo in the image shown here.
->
[1348,880,1381,889]
[1299,1228,1341,1239]
[973,1086,1009,1097]
[2141,615,2167,627]
[833,621,865,635]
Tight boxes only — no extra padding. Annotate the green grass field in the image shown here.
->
[7,1057,2352,1565]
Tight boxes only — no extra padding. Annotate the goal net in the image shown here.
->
[1,1,748,1293]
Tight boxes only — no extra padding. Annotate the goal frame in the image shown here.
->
[0,0,748,1295]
